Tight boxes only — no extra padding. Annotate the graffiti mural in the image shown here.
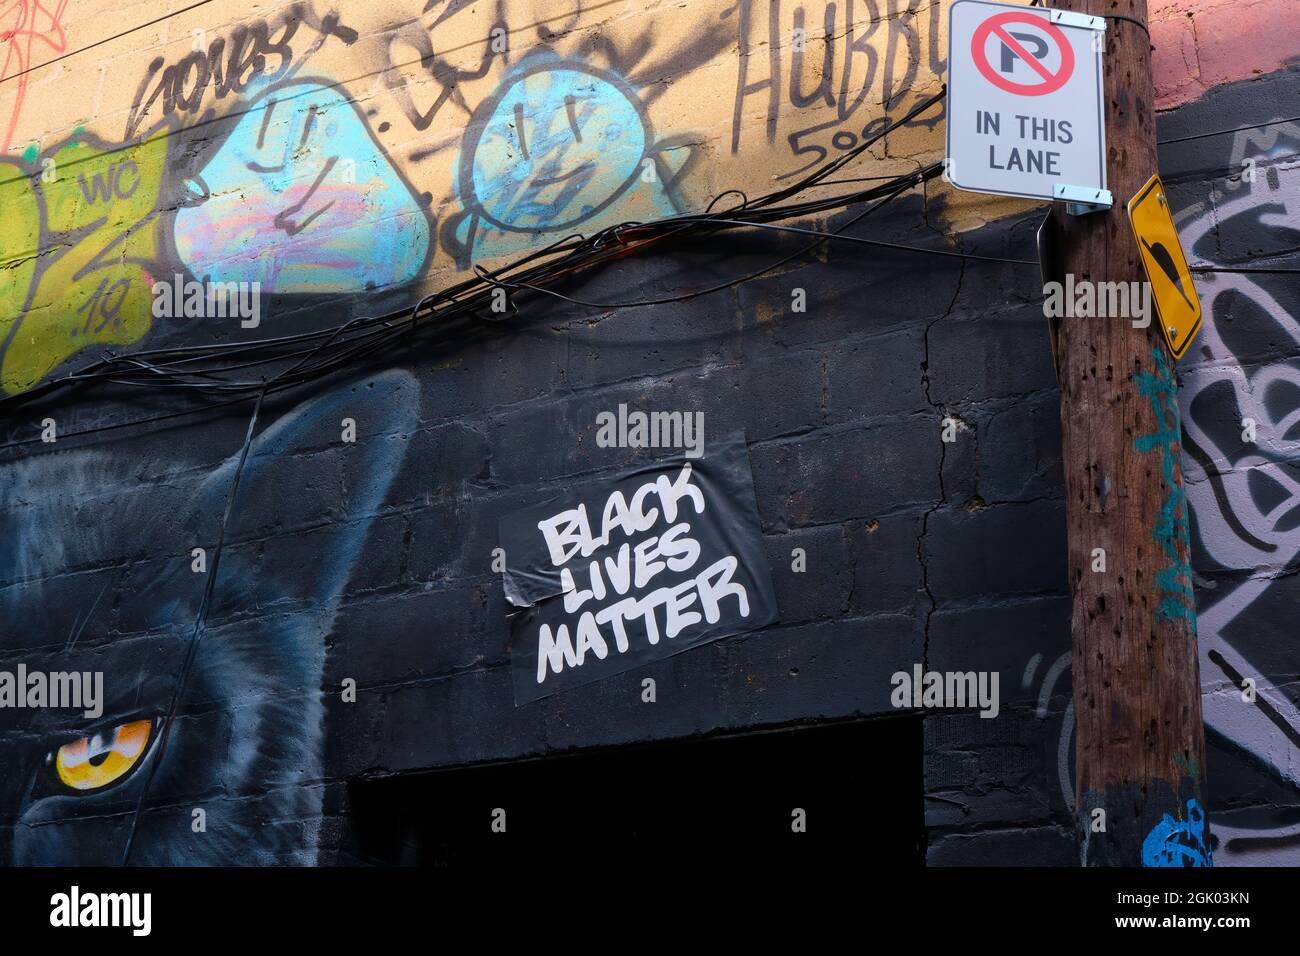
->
[1,0,801,865]
[124,3,360,139]
[13,0,1241,869]
[0,0,963,398]
[0,128,170,395]
[174,80,432,293]
[441,53,692,267]
[1179,119,1300,864]
[1,0,784,396]
[1136,347,1197,626]
[1142,799,1213,867]
[1021,119,1300,865]
[377,1,506,135]
[0,0,70,154]
[0,83,432,394]
[0,370,417,864]
[728,0,946,179]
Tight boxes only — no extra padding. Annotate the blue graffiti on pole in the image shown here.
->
[441,54,689,266]
[1135,347,1197,625]
[1142,799,1213,867]
[175,79,432,294]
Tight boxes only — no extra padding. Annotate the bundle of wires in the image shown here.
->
[0,87,955,437]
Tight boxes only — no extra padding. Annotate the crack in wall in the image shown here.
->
[917,256,966,675]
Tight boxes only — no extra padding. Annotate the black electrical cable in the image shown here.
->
[478,174,933,311]
[119,383,265,866]
[14,1,1292,872]
[1024,1,1149,44]
[0,88,958,439]
[706,219,1039,266]
[1191,265,1300,275]
[1154,157,1298,188]
[1105,13,1151,41]
[1159,115,1300,146]
[480,191,1043,311]
[27,83,1289,436]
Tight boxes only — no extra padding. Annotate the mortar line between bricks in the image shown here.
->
[3,486,1064,652]
[420,307,974,430]
[327,608,934,698]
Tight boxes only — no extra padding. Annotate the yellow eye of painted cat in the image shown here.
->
[54,720,153,791]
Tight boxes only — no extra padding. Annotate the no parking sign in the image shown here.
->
[945,0,1108,207]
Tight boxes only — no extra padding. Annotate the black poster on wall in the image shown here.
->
[500,432,777,704]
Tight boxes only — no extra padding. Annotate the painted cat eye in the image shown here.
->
[52,719,154,792]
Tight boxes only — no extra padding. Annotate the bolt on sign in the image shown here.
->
[944,0,1108,205]
[1128,174,1203,359]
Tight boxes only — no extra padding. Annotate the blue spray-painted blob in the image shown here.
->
[470,67,647,232]
[1142,798,1213,867]
[1135,347,1198,625]
[175,81,430,294]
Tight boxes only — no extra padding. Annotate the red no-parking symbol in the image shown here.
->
[971,11,1074,96]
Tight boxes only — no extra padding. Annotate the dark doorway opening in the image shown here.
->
[346,715,923,868]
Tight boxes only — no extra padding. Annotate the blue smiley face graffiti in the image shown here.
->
[443,54,687,266]
[174,79,432,295]
[470,62,644,231]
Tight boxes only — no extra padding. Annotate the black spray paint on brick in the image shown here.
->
[500,433,777,704]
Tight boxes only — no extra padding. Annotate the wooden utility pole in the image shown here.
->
[1052,0,1211,866]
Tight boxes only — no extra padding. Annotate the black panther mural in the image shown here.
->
[0,371,416,864]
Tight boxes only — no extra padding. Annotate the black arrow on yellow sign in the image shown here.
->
[1139,237,1195,311]
[1128,174,1203,359]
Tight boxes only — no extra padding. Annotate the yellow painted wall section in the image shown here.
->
[0,0,1043,395]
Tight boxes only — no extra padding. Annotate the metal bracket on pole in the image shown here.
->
[1055,183,1114,216]
[1049,8,1107,32]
